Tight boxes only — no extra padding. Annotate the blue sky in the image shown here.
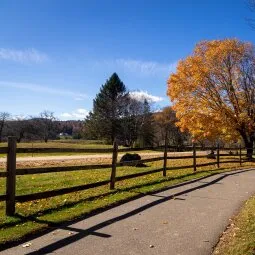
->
[0,0,254,120]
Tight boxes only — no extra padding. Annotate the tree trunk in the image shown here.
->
[246,141,253,160]
[239,130,254,160]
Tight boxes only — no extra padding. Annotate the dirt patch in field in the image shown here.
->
[0,153,162,170]
[0,157,114,170]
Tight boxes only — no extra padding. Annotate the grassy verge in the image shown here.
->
[213,195,255,255]
[0,156,254,245]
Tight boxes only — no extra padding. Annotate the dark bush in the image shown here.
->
[120,153,141,162]
[207,150,216,159]
[120,153,145,167]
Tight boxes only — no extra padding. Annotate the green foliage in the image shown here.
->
[84,73,128,143]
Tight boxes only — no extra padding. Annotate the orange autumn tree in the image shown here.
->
[167,39,255,159]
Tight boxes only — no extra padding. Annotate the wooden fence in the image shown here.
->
[0,137,249,216]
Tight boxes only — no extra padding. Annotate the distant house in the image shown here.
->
[58,132,72,137]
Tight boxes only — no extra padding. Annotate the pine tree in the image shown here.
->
[85,73,128,143]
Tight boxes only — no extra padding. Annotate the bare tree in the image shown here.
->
[0,112,10,142]
[39,111,57,142]
[122,98,146,147]
[8,116,37,143]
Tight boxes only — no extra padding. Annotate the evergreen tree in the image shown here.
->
[85,73,128,143]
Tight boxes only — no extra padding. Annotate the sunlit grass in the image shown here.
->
[0,155,254,244]
[213,195,255,255]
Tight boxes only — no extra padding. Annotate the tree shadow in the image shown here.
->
[1,168,254,254]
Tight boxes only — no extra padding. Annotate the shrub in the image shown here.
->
[120,153,143,166]
[207,150,216,159]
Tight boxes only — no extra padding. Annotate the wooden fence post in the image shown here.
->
[163,133,168,177]
[110,140,118,190]
[217,143,220,168]
[239,144,242,166]
[6,136,17,216]
[193,143,196,172]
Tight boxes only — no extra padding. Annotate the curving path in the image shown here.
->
[1,168,255,255]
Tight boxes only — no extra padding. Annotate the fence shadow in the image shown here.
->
[1,168,254,254]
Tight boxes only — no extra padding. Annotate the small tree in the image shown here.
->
[8,117,32,143]
[121,98,147,147]
[38,111,58,142]
[155,107,190,149]
[0,112,10,142]
[137,100,155,147]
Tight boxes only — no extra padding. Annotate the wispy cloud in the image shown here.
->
[94,58,176,77]
[0,81,87,100]
[129,90,164,103]
[115,59,176,76]
[60,108,89,120]
[0,48,49,63]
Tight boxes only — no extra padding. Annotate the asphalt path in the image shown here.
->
[1,168,255,255]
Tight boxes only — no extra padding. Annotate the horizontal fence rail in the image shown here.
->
[0,137,254,216]
[0,147,8,154]
[0,195,6,202]
[15,180,110,202]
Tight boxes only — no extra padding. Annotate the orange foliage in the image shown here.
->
[167,39,255,145]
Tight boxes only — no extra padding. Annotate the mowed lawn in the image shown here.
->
[0,140,125,158]
[0,140,113,149]
[0,152,254,244]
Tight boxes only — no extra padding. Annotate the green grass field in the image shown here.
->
[0,154,254,245]
[0,140,127,158]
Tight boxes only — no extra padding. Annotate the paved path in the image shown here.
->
[1,168,255,255]
[0,151,206,163]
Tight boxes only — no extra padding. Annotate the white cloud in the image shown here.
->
[94,58,176,77]
[74,94,87,101]
[60,108,89,120]
[129,90,164,103]
[12,114,26,120]
[115,59,176,76]
[0,48,49,63]
[0,81,87,100]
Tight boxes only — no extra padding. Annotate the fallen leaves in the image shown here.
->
[22,242,32,248]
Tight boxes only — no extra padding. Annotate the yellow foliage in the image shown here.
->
[167,39,255,143]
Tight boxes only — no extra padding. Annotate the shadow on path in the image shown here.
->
[12,168,254,255]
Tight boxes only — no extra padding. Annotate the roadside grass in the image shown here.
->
[213,195,255,255]
[0,156,254,245]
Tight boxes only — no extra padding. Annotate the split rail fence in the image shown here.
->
[0,137,249,216]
